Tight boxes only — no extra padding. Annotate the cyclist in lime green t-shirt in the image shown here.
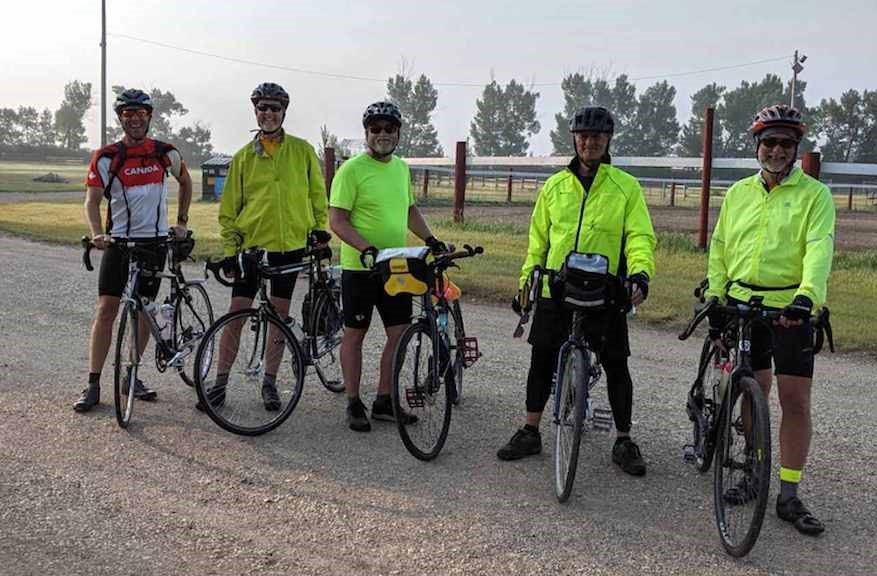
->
[329,101,447,432]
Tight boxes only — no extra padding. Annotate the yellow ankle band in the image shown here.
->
[780,467,802,483]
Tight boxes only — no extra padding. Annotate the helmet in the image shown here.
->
[569,106,614,135]
[114,89,153,114]
[750,104,806,139]
[250,83,290,109]
[362,101,402,128]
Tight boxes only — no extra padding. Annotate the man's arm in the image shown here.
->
[407,205,434,242]
[173,163,192,235]
[84,186,105,239]
[329,207,371,252]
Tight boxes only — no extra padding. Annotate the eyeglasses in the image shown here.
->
[368,125,399,135]
[760,138,798,149]
[119,108,148,119]
[255,103,284,113]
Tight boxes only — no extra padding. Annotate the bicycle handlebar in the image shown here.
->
[679,297,799,342]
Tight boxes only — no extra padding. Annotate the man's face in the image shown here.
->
[365,119,400,157]
[118,107,150,140]
[254,99,285,133]
[756,128,799,173]
[574,131,609,164]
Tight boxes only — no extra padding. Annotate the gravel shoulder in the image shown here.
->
[1,234,874,576]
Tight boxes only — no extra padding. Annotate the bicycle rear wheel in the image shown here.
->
[713,375,771,557]
[174,282,214,388]
[392,321,451,461]
[194,309,306,436]
[310,287,344,393]
[554,344,589,502]
[446,300,466,405]
[113,303,140,429]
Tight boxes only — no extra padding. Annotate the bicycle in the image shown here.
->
[678,286,777,557]
[380,244,483,461]
[195,240,343,436]
[81,232,214,428]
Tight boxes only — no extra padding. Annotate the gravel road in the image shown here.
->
[0,234,874,576]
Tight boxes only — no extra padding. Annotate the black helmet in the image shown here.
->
[750,104,806,139]
[569,106,614,135]
[114,89,153,114]
[362,101,402,128]
[250,82,290,109]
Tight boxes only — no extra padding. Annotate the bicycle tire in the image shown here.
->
[392,321,452,461]
[554,344,589,503]
[174,282,214,388]
[113,302,139,429]
[310,288,344,394]
[194,309,306,436]
[447,300,466,405]
[713,375,771,557]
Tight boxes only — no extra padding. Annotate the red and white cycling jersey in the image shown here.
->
[86,139,184,238]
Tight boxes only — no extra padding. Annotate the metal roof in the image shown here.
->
[201,155,233,168]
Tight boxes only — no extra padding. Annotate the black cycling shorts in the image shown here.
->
[341,270,412,329]
[232,250,305,301]
[98,240,166,299]
[527,297,630,359]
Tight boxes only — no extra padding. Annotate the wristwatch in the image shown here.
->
[176,214,189,225]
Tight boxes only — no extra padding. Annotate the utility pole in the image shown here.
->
[790,50,807,108]
[100,0,107,146]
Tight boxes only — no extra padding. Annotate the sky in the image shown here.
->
[2,0,876,157]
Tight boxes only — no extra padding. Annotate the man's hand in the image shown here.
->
[92,234,113,250]
[779,295,812,328]
[707,297,728,352]
[310,229,332,249]
[626,272,649,307]
[425,236,449,255]
[360,246,379,269]
[171,224,188,239]
[221,256,239,279]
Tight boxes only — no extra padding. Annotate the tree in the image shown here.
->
[386,73,443,157]
[54,80,92,150]
[678,83,726,156]
[628,81,680,156]
[718,74,810,156]
[36,108,57,146]
[175,123,214,166]
[16,106,40,146]
[549,73,638,155]
[470,79,540,156]
[317,124,350,162]
[0,108,21,146]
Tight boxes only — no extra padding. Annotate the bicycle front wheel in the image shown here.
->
[691,337,720,473]
[392,321,452,461]
[310,287,344,394]
[194,309,306,436]
[447,300,466,405]
[554,344,589,503]
[113,302,140,429]
[174,282,214,388]
[713,375,771,557]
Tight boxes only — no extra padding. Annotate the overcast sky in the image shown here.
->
[2,0,875,157]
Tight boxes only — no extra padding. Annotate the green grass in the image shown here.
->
[1,200,875,351]
[0,160,203,194]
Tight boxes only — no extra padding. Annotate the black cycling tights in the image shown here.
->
[525,345,633,433]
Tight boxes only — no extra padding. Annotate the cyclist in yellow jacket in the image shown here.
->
[201,82,329,412]
[497,107,657,476]
[706,104,834,536]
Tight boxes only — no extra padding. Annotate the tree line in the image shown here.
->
[4,74,875,164]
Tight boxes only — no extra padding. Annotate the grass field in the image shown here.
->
[1,199,875,351]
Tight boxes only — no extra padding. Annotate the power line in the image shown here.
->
[108,32,789,88]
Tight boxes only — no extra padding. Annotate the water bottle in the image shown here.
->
[159,303,175,343]
[283,316,305,342]
[717,358,732,399]
[143,300,160,323]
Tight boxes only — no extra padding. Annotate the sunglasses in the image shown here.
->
[368,125,399,135]
[255,103,284,113]
[760,138,798,149]
[119,108,148,119]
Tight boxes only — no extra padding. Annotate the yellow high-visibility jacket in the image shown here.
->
[706,167,835,308]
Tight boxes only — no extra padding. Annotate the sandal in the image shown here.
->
[776,496,825,536]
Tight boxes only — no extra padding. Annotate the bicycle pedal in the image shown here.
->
[682,444,697,464]
[405,387,425,409]
[462,337,481,367]
[591,407,614,432]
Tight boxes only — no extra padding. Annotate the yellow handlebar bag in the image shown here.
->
[376,247,433,297]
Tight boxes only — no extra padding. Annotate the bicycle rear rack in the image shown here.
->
[461,337,482,367]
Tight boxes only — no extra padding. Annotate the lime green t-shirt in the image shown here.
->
[329,153,415,270]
